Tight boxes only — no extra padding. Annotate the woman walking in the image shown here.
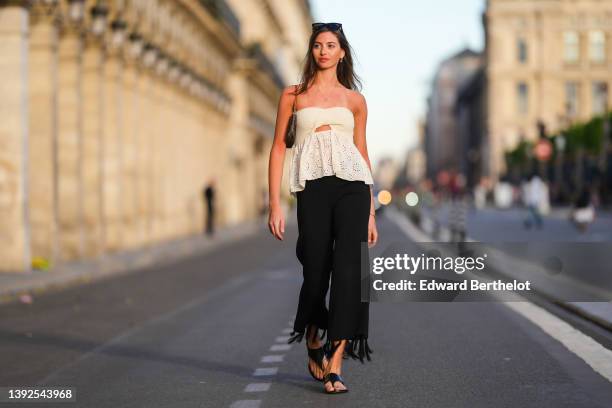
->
[267,22,377,394]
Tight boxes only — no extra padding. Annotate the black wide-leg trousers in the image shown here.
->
[288,175,373,363]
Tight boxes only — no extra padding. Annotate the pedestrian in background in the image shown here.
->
[203,178,216,236]
[523,173,546,229]
[570,186,595,233]
[449,172,468,242]
[267,22,376,394]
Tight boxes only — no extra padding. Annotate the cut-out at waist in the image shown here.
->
[294,127,353,148]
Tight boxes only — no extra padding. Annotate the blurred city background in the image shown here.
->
[2,0,611,275]
[1,0,611,273]
[1,1,612,405]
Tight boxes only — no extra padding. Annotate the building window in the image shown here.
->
[565,81,580,118]
[517,38,527,63]
[592,81,608,115]
[589,30,606,63]
[517,82,528,115]
[563,31,580,63]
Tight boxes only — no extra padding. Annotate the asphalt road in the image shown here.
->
[1,208,612,407]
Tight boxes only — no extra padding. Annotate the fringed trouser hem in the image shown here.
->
[324,334,373,364]
[287,327,327,345]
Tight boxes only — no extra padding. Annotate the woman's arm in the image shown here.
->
[353,92,375,216]
[267,84,296,240]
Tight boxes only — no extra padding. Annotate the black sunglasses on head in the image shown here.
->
[312,22,343,32]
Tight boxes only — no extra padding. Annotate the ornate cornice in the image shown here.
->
[176,0,241,58]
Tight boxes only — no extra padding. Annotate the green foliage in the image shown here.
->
[504,111,612,178]
[505,139,532,167]
[562,112,610,154]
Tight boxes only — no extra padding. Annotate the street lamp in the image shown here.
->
[552,133,567,202]
[90,1,109,36]
[67,0,85,23]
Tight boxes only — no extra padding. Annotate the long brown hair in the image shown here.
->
[294,25,363,96]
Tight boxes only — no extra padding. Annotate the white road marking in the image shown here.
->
[244,383,271,392]
[253,367,278,376]
[235,312,299,407]
[281,328,292,334]
[270,344,291,351]
[260,354,284,363]
[229,400,261,408]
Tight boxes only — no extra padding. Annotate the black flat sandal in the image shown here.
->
[307,345,327,382]
[323,372,349,394]
[322,340,349,393]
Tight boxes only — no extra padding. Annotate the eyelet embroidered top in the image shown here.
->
[288,106,374,197]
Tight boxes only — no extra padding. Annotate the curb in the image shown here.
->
[0,216,271,306]
[562,302,612,332]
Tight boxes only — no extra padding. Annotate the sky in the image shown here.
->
[309,0,485,166]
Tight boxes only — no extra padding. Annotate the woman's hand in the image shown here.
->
[268,204,285,240]
[368,214,378,247]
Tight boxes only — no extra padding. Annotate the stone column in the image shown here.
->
[56,24,84,261]
[184,86,199,235]
[176,84,188,236]
[170,79,184,237]
[81,35,104,257]
[136,68,153,245]
[158,76,173,240]
[224,68,250,224]
[193,90,209,235]
[256,137,272,214]
[162,75,176,239]
[28,6,58,267]
[101,50,122,252]
[242,128,257,219]
[208,109,228,228]
[121,58,138,248]
[0,3,30,272]
[150,72,165,243]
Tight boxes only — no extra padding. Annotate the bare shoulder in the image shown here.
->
[346,89,367,113]
[283,84,299,97]
[278,84,298,108]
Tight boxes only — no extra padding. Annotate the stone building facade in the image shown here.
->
[0,0,313,272]
[484,0,612,179]
[424,48,483,181]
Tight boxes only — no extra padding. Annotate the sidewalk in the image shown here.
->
[480,204,612,220]
[0,213,288,306]
[391,204,612,331]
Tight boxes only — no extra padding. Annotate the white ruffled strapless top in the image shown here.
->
[289,106,374,197]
